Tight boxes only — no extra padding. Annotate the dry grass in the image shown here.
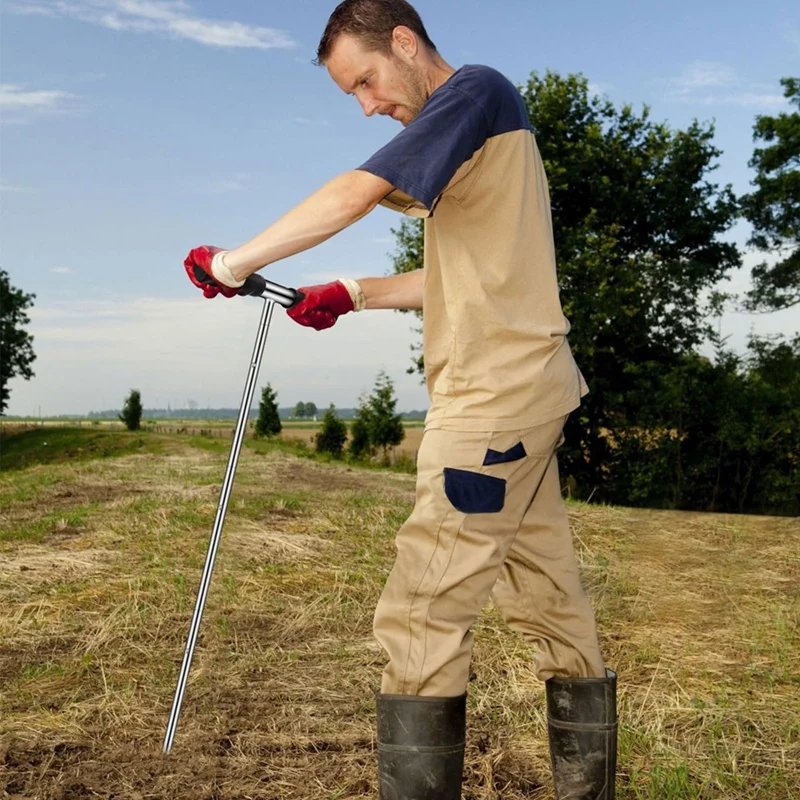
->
[0,433,797,799]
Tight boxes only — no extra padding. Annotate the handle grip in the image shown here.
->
[239,273,304,309]
[193,265,303,309]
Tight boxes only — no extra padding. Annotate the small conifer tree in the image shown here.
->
[348,393,374,459]
[315,404,348,458]
[368,371,405,463]
[119,389,143,431]
[255,383,281,437]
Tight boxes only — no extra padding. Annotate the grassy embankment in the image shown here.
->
[0,426,797,799]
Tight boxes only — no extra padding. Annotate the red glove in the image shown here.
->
[287,281,356,331]
[184,245,240,299]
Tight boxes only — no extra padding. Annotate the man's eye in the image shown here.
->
[361,78,370,87]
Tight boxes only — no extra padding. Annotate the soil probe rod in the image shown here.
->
[163,273,302,755]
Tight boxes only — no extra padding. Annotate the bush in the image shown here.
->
[119,390,142,432]
[315,404,348,458]
[348,395,374,460]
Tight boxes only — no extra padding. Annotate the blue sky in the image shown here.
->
[2,0,799,416]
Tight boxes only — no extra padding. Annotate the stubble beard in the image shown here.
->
[395,59,429,123]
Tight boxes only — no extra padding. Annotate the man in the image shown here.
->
[184,1,617,798]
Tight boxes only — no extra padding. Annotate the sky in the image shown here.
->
[2,0,799,417]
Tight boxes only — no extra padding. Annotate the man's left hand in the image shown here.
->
[287,280,357,330]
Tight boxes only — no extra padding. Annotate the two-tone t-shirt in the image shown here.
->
[357,64,588,431]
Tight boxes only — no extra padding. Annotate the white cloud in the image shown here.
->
[672,61,736,91]
[664,61,787,109]
[5,1,297,49]
[0,83,81,124]
[0,83,74,110]
[50,266,73,274]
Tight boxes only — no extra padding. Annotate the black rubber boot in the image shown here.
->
[546,668,618,800]
[376,692,466,800]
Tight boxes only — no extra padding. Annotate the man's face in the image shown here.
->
[326,32,428,127]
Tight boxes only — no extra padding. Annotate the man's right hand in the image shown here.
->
[287,280,358,330]
[184,246,244,299]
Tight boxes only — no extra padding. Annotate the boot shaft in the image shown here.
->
[377,693,466,800]
[546,669,618,800]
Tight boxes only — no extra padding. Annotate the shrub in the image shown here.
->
[255,384,281,438]
[316,404,348,458]
[119,390,143,432]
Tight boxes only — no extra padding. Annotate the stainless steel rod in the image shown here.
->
[163,297,276,754]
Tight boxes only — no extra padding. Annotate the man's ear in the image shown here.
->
[391,25,419,60]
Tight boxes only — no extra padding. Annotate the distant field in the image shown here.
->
[0,427,798,799]
[2,419,427,459]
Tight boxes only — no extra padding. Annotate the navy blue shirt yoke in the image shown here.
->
[357,65,532,212]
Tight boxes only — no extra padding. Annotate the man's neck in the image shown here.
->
[426,57,456,98]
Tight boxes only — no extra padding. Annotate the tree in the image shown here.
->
[305,402,318,420]
[742,77,800,311]
[294,401,307,419]
[348,393,374,459]
[392,71,740,500]
[367,371,405,463]
[608,334,799,516]
[390,218,425,376]
[315,404,348,458]
[255,384,281,437]
[119,389,143,431]
[0,269,36,415]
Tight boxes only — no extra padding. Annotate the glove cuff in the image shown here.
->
[338,278,366,312]
[211,250,246,288]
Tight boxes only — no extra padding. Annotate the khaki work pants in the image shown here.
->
[373,415,605,696]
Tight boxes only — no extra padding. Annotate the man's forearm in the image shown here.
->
[223,170,393,281]
[358,270,424,311]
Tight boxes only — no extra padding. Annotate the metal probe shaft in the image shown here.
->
[163,296,276,754]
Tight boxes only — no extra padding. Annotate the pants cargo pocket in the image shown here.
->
[443,468,506,514]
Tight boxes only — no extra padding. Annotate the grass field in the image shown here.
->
[5,420,427,460]
[0,427,798,799]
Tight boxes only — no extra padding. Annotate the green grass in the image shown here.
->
[0,427,165,471]
[0,505,94,543]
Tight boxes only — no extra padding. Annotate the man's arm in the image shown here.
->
[359,269,423,310]
[223,170,395,281]
[284,268,423,331]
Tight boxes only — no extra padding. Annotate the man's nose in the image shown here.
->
[360,96,380,117]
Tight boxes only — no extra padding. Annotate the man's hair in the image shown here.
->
[314,0,437,67]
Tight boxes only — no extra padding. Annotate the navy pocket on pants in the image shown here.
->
[483,441,527,466]
[443,468,506,514]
